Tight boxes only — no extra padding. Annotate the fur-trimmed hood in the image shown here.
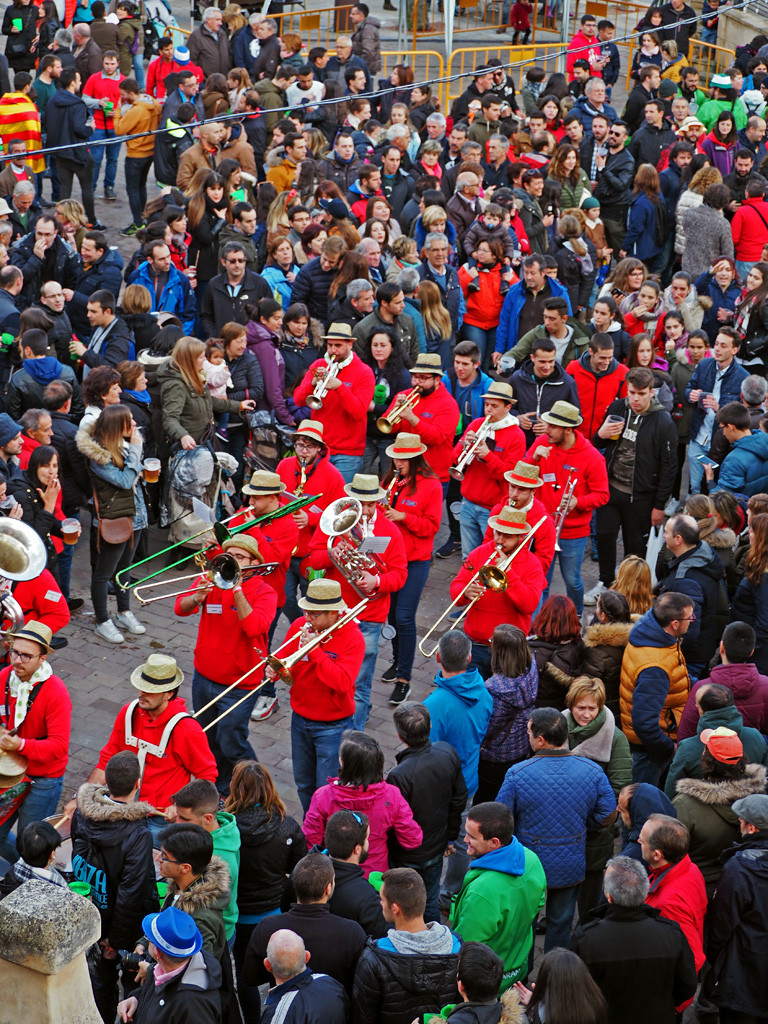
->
[165,855,231,914]
[675,346,713,368]
[584,621,633,648]
[675,763,767,806]
[703,526,737,550]
[75,417,116,467]
[446,988,526,1024]
[76,782,155,822]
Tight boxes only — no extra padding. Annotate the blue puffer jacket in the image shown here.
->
[714,430,768,496]
[262,264,300,308]
[424,667,493,796]
[130,262,196,334]
[497,749,617,887]
[694,271,742,343]
[289,256,338,325]
[623,192,663,262]
[685,356,749,440]
[495,277,571,356]
[69,247,125,339]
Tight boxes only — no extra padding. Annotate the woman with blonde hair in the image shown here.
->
[598,256,646,302]
[684,492,738,593]
[613,554,654,616]
[417,280,453,369]
[227,66,251,110]
[55,198,89,252]
[675,163,722,256]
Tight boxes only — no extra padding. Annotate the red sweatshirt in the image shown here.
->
[524,432,609,539]
[12,569,71,635]
[97,697,217,810]
[484,497,556,574]
[382,383,460,482]
[228,498,300,607]
[450,540,545,643]
[388,473,443,562]
[146,54,175,99]
[294,356,375,456]
[567,356,629,439]
[308,511,408,622]
[285,616,366,721]
[454,417,526,509]
[174,573,277,689]
[82,71,125,130]
[0,667,71,778]
[277,453,347,558]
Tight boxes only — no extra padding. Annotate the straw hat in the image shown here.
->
[242,470,286,496]
[541,401,583,428]
[130,653,184,693]
[504,461,543,488]
[385,431,427,459]
[222,536,263,563]
[676,115,705,135]
[481,381,516,405]
[293,421,325,447]
[298,578,347,612]
[324,322,355,340]
[410,353,443,376]
[345,473,388,502]
[13,620,53,653]
[487,506,531,535]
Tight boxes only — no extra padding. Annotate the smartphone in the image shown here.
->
[696,455,719,468]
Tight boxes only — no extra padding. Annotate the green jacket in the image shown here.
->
[508,320,589,368]
[697,96,748,130]
[451,842,546,991]
[212,812,241,941]
[159,856,230,959]
[665,704,768,797]
[158,360,239,445]
[558,168,592,210]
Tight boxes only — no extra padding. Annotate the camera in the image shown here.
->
[118,950,152,972]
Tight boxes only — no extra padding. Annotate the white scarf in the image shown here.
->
[9,661,53,729]
[326,351,354,371]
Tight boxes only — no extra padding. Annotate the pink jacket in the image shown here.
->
[302,778,423,877]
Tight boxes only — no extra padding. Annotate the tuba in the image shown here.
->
[319,497,383,599]
[0,519,47,639]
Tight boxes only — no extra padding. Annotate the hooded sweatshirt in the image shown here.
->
[211,811,240,941]
[665,704,768,797]
[22,356,65,384]
[450,841,546,990]
[620,782,678,861]
[424,667,494,795]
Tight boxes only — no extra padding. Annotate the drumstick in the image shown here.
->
[52,813,70,829]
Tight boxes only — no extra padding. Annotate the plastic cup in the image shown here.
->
[69,880,91,898]
[11,18,22,30]
[143,458,161,483]
[157,880,168,901]
[62,518,80,545]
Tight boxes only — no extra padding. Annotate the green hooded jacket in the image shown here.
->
[213,811,241,941]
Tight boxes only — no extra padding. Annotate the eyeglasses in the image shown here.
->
[9,649,36,664]
[159,852,181,864]
[225,257,246,264]
[680,613,696,622]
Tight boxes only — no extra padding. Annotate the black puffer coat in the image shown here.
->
[528,636,585,710]
[235,804,306,916]
[289,256,338,324]
[9,468,63,573]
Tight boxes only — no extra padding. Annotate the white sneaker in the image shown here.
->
[583,581,607,607]
[115,611,146,635]
[95,619,125,643]
[664,497,681,517]
[251,694,278,721]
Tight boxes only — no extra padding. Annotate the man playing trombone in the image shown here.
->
[483,461,557,576]
[449,506,546,678]
[175,536,278,796]
[264,578,365,814]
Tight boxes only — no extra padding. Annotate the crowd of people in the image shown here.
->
[0,1,768,1023]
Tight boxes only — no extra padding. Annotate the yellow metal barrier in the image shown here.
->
[380,50,447,110]
[169,6,355,51]
[689,39,737,80]
[445,44,562,113]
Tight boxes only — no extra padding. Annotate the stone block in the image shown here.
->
[0,879,100,974]
[0,952,102,1024]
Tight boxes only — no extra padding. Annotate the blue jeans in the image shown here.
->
[545,534,588,615]
[544,883,580,952]
[292,711,353,813]
[389,559,431,681]
[283,553,307,626]
[191,668,259,795]
[0,774,64,863]
[353,620,383,730]
[329,453,363,483]
[701,26,718,43]
[461,323,497,371]
[132,51,146,88]
[124,154,153,225]
[688,438,710,494]
[396,854,443,922]
[632,748,673,786]
[90,128,120,190]
[460,499,490,558]
[470,642,492,679]
[442,796,474,896]
[363,437,391,477]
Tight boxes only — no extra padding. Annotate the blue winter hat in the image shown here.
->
[0,413,22,448]
[173,46,191,65]
[141,906,203,959]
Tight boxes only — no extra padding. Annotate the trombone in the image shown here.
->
[131,552,280,605]
[553,467,578,552]
[115,494,317,592]
[306,358,340,410]
[418,516,548,659]
[450,415,495,481]
[377,386,420,434]
[266,597,369,683]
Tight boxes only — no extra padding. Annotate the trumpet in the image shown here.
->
[418,516,548,659]
[377,386,420,434]
[131,552,280,605]
[553,467,578,553]
[321,497,383,598]
[307,358,340,410]
[267,597,369,683]
[450,415,495,481]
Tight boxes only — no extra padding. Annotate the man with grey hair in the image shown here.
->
[441,139,484,199]
[252,18,281,81]
[396,268,427,354]
[418,232,465,337]
[7,180,41,242]
[232,11,263,71]
[188,7,230,78]
[51,27,76,74]
[72,23,103,87]
[572,855,697,1024]
[447,171,482,257]
[356,237,383,283]
[425,112,447,141]
[573,75,618,134]
[386,122,411,156]
[330,277,374,329]
[326,34,371,91]
[261,929,348,1024]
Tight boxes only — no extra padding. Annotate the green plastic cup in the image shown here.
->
[11,18,22,30]
[69,880,91,898]
[157,881,168,901]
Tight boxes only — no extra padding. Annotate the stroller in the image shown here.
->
[142,0,178,59]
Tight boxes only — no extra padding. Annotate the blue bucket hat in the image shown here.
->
[0,413,23,448]
[142,906,203,958]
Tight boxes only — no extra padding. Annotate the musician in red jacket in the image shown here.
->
[0,621,71,863]
[524,400,609,615]
[381,432,444,705]
[293,322,375,482]
[265,578,366,812]
[308,473,407,730]
[175,536,277,794]
[452,380,526,557]
[483,460,557,575]
[450,506,546,678]
[381,352,460,485]
[9,569,71,639]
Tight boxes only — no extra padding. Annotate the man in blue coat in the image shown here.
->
[63,230,125,340]
[493,255,571,370]
[262,929,348,1024]
[497,707,617,952]
[130,240,196,335]
[711,401,768,496]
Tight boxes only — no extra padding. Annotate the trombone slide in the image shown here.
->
[267,598,369,683]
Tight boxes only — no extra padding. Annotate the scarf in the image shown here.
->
[123,388,151,404]
[8,661,53,729]
[325,350,353,371]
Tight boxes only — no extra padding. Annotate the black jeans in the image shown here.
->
[92,530,139,622]
[124,154,154,225]
[55,155,96,223]
[596,487,653,587]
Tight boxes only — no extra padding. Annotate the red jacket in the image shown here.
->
[308,511,408,623]
[646,855,707,972]
[285,616,366,721]
[97,697,217,810]
[450,540,546,643]
[11,570,70,635]
[567,354,629,439]
[82,71,125,130]
[731,194,768,261]
[484,496,556,574]
[146,55,175,99]
[174,573,277,689]
[458,263,514,331]
[0,667,70,778]
[567,30,603,79]
[294,355,375,457]
[454,416,526,509]
[229,498,300,607]
[524,432,609,539]
[277,453,347,558]
[388,472,443,562]
[382,383,460,482]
